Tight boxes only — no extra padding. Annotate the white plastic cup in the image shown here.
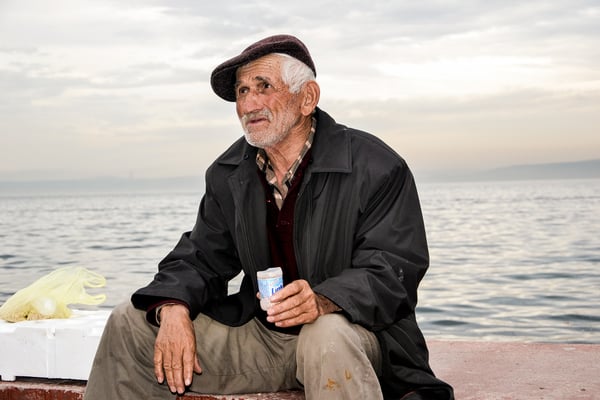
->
[257,267,283,311]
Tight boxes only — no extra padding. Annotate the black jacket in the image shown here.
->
[133,108,453,399]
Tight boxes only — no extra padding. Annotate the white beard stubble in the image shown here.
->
[241,108,300,149]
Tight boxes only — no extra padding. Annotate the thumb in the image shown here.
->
[194,355,202,374]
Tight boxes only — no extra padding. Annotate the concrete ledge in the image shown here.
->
[428,340,599,400]
[2,341,599,399]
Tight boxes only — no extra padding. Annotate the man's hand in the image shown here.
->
[265,279,341,328]
[154,304,202,394]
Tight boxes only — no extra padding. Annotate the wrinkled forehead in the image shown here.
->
[235,54,284,84]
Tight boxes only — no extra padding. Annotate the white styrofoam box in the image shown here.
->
[0,309,110,381]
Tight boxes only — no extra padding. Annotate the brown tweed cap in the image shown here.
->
[210,34,316,102]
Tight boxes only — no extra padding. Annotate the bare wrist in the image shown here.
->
[156,303,188,325]
[315,294,342,316]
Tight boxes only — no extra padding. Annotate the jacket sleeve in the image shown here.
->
[313,159,429,331]
[131,166,242,319]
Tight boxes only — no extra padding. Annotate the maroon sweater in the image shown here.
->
[256,149,312,333]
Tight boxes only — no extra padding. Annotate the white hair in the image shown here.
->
[275,53,316,94]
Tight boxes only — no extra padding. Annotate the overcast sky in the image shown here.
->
[1,0,599,181]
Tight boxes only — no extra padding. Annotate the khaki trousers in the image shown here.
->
[84,302,382,400]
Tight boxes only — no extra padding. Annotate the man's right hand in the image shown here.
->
[153,304,202,394]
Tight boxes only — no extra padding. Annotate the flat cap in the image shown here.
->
[210,34,316,102]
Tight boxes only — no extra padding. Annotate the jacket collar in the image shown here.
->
[217,107,352,174]
[310,107,352,173]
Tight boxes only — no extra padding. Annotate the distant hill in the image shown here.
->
[474,159,600,181]
[2,159,599,195]
[417,159,600,183]
[0,176,204,196]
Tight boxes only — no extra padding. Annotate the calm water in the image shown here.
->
[1,179,599,343]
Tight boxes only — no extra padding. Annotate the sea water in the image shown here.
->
[1,179,599,343]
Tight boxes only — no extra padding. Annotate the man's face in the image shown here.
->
[235,54,302,149]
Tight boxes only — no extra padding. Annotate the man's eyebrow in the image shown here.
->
[254,76,271,84]
[234,75,272,89]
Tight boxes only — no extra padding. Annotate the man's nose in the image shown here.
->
[237,90,263,114]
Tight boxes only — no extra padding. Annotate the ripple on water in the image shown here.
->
[3,182,600,343]
[549,313,600,323]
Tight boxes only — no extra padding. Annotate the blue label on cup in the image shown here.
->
[258,276,283,299]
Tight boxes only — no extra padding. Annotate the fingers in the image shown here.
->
[155,348,201,394]
[155,343,186,394]
[267,280,320,327]
[269,279,305,303]
[154,348,164,384]
[269,306,319,327]
[153,305,201,394]
[183,346,202,386]
[165,357,182,394]
[194,355,203,374]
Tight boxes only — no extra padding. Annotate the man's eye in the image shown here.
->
[237,87,248,95]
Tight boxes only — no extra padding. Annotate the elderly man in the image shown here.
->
[84,34,453,400]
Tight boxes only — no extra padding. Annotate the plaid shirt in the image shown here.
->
[256,117,316,209]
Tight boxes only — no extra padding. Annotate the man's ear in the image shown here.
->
[300,81,320,116]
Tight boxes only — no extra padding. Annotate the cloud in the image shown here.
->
[322,86,600,170]
[0,0,598,180]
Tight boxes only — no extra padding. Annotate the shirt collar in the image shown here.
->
[256,116,316,188]
[256,116,316,207]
